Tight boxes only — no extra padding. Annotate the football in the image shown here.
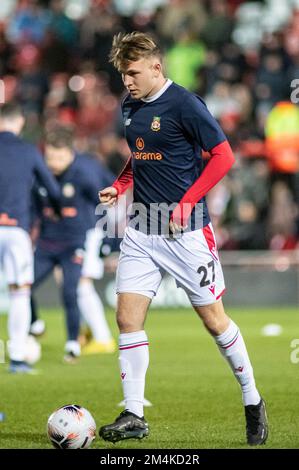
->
[6,335,41,365]
[25,335,41,365]
[47,405,96,449]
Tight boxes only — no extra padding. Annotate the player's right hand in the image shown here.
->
[169,220,187,235]
[98,186,118,206]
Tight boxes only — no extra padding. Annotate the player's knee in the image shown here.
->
[194,301,230,336]
[203,315,229,336]
[203,318,222,336]
[116,312,140,333]
[116,314,131,331]
[79,277,92,285]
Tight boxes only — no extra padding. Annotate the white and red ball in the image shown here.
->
[47,405,96,449]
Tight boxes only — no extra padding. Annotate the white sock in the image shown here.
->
[214,320,261,406]
[119,330,149,418]
[65,340,81,357]
[77,281,112,343]
[7,287,31,362]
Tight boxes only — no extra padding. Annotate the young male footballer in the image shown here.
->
[0,103,60,373]
[98,32,268,446]
[31,126,115,361]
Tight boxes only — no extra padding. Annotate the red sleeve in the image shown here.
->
[171,140,235,225]
[112,156,133,196]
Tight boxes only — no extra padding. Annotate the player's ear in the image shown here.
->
[152,61,161,77]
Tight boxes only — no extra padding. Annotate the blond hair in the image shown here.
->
[109,31,162,72]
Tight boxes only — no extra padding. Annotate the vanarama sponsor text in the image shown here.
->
[132,152,163,160]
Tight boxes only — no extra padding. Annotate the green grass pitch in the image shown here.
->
[0,306,298,449]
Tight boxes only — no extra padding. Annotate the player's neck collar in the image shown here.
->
[141,79,173,103]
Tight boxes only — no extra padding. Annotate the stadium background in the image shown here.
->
[0,0,298,309]
[0,0,298,450]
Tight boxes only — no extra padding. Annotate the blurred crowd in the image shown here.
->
[0,0,298,250]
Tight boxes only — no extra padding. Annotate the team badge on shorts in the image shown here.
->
[151,116,161,131]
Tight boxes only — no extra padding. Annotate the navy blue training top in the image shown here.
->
[34,153,114,247]
[0,131,60,232]
[122,81,226,233]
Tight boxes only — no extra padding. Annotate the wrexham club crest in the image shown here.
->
[151,116,161,131]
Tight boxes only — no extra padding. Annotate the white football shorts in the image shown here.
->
[81,228,104,279]
[0,227,34,286]
[116,224,226,306]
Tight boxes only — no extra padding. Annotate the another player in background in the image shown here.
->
[31,126,115,362]
[0,103,60,373]
[77,175,116,355]
[98,32,268,446]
